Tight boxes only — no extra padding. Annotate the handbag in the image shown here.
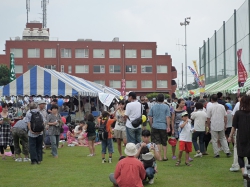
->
[128,104,143,128]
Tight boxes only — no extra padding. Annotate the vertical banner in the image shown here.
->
[192,60,199,76]
[188,66,202,88]
[199,74,206,94]
[121,79,126,97]
[10,53,16,82]
[237,49,248,87]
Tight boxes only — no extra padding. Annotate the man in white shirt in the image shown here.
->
[207,94,231,158]
[125,92,142,144]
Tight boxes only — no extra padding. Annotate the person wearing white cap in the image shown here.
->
[114,143,146,187]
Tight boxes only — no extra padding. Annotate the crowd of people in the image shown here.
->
[0,91,250,186]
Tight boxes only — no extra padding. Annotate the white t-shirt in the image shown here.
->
[179,121,192,142]
[206,102,212,110]
[232,102,240,115]
[125,100,142,129]
[226,110,233,128]
[191,110,207,131]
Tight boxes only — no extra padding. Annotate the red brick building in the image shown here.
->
[0,22,177,96]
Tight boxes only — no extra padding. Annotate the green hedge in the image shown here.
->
[146,93,170,100]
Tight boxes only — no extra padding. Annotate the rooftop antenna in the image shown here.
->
[41,0,49,28]
[26,0,30,24]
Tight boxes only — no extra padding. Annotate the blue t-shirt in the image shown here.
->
[148,103,170,130]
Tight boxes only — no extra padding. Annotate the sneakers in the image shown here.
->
[23,158,31,162]
[214,155,220,158]
[230,166,240,172]
[109,158,112,164]
[226,153,231,157]
[102,159,106,163]
[148,178,154,184]
[87,154,93,157]
[172,156,177,160]
[189,157,193,162]
[15,158,23,162]
[194,152,203,158]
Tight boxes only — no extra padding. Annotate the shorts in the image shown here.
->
[142,121,148,127]
[114,129,126,139]
[179,141,192,153]
[151,128,168,146]
[225,127,232,135]
[88,135,96,141]
[101,139,114,154]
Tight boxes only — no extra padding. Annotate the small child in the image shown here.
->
[67,125,79,146]
[175,111,192,166]
[78,125,88,146]
[225,104,233,147]
[98,111,116,164]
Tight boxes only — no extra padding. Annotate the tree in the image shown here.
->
[0,65,10,86]
[146,92,170,100]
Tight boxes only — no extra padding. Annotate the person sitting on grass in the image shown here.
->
[77,126,88,146]
[74,121,86,138]
[86,114,96,157]
[175,111,193,166]
[67,125,79,146]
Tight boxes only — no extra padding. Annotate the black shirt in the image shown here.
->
[86,121,96,137]
[141,102,149,116]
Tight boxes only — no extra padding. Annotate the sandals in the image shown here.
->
[163,158,168,161]
[185,162,192,166]
[175,160,181,166]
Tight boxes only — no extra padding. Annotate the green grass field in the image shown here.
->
[0,141,244,187]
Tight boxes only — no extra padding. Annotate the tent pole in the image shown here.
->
[78,94,82,121]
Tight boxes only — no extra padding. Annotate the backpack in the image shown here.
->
[98,119,108,141]
[30,111,44,132]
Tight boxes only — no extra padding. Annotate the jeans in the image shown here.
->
[192,131,205,153]
[146,167,155,180]
[101,139,114,154]
[29,135,43,163]
[126,127,141,144]
[50,135,60,156]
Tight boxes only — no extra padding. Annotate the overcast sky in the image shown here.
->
[0,0,246,85]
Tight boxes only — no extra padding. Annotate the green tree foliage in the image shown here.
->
[0,65,10,86]
[146,92,170,100]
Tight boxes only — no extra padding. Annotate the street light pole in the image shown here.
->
[180,17,191,94]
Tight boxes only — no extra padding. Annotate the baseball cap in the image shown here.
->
[181,111,188,117]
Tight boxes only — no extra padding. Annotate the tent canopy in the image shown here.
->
[0,66,120,97]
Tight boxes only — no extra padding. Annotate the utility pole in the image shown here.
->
[182,63,184,96]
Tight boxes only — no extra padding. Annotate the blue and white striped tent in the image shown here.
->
[0,66,120,97]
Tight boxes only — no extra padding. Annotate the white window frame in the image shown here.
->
[44,49,56,58]
[61,49,71,58]
[157,65,168,73]
[109,65,121,73]
[44,65,56,70]
[10,48,23,58]
[109,80,121,88]
[61,65,64,72]
[15,65,23,73]
[141,65,153,73]
[126,80,137,88]
[28,48,40,58]
[141,49,152,58]
[75,49,89,58]
[93,49,105,58]
[141,80,153,88]
[157,80,168,88]
[93,65,105,73]
[68,65,72,74]
[75,65,89,73]
[94,80,105,85]
[126,65,137,73]
[125,49,137,58]
[109,49,121,58]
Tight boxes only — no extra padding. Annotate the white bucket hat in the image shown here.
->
[124,143,137,156]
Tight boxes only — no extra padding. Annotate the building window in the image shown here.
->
[44,49,56,58]
[109,65,121,73]
[94,80,105,85]
[28,49,40,58]
[141,65,152,73]
[109,49,121,58]
[10,49,23,58]
[93,49,105,58]
[109,80,121,88]
[75,65,89,73]
[157,80,168,88]
[125,49,137,58]
[126,65,137,73]
[61,49,71,58]
[68,65,72,73]
[141,80,153,88]
[75,49,89,58]
[61,65,64,72]
[157,65,168,73]
[93,65,105,73]
[44,65,56,70]
[15,65,23,73]
[141,49,152,58]
[126,80,137,88]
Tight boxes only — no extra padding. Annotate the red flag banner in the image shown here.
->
[121,79,126,97]
[237,49,248,87]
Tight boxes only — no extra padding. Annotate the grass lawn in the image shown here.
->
[0,141,244,187]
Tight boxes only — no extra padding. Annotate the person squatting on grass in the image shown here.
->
[98,111,116,164]
[86,114,96,156]
[175,111,193,166]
